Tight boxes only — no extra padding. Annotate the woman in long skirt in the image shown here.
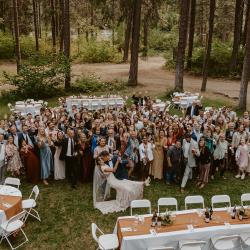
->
[197,137,211,189]
[36,127,53,185]
[54,131,66,180]
[20,140,40,184]
[79,132,93,182]
[5,135,23,176]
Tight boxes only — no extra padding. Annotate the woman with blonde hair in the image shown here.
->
[36,127,53,185]
[5,135,23,176]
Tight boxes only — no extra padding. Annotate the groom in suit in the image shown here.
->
[60,128,79,189]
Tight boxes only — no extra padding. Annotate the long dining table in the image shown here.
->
[115,208,250,250]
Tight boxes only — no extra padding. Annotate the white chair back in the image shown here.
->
[211,195,231,208]
[30,185,40,201]
[91,223,104,244]
[241,193,250,206]
[185,195,205,210]
[148,247,175,250]
[4,177,21,189]
[130,199,151,216]
[3,210,26,230]
[212,235,240,249]
[158,198,178,213]
[179,240,206,250]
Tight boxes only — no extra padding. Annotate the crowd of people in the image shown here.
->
[0,96,249,199]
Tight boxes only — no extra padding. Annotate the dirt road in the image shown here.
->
[1,56,249,108]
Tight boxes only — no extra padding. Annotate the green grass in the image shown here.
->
[2,171,250,250]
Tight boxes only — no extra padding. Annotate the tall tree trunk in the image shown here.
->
[128,0,142,86]
[63,0,71,89]
[230,0,244,73]
[59,0,64,52]
[12,0,21,73]
[174,0,190,90]
[123,8,133,62]
[38,0,42,38]
[238,4,250,110]
[243,0,250,46]
[200,0,216,92]
[142,13,149,58]
[55,0,59,37]
[111,0,115,46]
[90,3,94,38]
[50,0,56,50]
[32,0,39,51]
[186,0,196,70]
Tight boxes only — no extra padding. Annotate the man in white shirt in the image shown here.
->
[139,136,154,181]
[133,115,143,131]
[0,134,6,184]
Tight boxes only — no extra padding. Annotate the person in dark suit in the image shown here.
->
[60,128,79,189]
[186,101,202,117]
[19,125,34,148]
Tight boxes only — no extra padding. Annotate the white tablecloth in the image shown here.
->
[66,97,125,111]
[115,208,250,250]
[0,185,22,225]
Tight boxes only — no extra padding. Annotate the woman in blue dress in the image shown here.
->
[36,127,53,185]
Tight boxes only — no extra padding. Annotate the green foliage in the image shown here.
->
[3,56,66,100]
[148,28,178,52]
[191,41,244,77]
[165,40,244,78]
[0,32,37,59]
[76,40,122,63]
[0,32,14,59]
[72,74,126,93]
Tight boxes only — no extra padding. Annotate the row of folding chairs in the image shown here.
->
[130,194,250,215]
[148,233,250,250]
[92,222,250,250]
[1,178,41,250]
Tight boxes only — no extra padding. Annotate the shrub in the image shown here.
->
[0,32,14,59]
[72,74,126,93]
[148,28,178,52]
[0,32,53,60]
[3,55,66,99]
[164,40,244,78]
[76,40,122,63]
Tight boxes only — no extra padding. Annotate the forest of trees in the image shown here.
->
[0,0,249,109]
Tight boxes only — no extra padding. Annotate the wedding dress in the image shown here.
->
[93,164,144,214]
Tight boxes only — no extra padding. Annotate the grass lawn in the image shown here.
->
[2,171,250,250]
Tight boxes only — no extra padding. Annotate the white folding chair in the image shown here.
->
[130,199,151,216]
[211,195,231,209]
[211,235,240,250]
[91,223,118,250]
[4,177,21,189]
[22,185,41,222]
[157,198,178,213]
[184,195,205,210]
[240,232,250,247]
[0,210,28,250]
[179,240,206,250]
[147,247,175,250]
[241,193,250,206]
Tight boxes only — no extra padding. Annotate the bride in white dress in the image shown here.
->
[93,151,150,214]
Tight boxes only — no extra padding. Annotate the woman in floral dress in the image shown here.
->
[5,135,23,176]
